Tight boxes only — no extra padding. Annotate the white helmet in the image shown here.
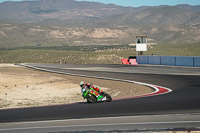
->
[80,81,84,87]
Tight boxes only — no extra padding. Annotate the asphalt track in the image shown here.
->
[0,63,200,132]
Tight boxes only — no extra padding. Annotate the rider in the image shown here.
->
[80,81,104,94]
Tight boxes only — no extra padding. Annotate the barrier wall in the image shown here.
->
[137,56,200,67]
[148,56,161,65]
[176,56,194,67]
[138,56,148,64]
[194,57,200,67]
[161,56,176,66]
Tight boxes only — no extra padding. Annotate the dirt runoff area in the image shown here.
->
[0,64,153,109]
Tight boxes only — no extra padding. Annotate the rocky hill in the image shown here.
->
[0,0,143,22]
[103,6,200,26]
[0,0,200,48]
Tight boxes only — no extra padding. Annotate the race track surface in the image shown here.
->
[0,63,200,132]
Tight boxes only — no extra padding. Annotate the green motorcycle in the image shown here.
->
[81,87,112,103]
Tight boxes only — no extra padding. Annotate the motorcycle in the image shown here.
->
[81,87,112,103]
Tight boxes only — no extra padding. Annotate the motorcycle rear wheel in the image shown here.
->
[86,94,97,103]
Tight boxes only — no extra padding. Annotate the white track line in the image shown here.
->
[19,63,172,99]
[3,113,200,125]
[1,121,200,131]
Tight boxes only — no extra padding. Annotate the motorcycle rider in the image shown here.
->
[80,81,104,94]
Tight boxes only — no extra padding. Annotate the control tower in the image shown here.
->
[136,35,147,56]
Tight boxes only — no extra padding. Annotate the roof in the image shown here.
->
[136,35,147,37]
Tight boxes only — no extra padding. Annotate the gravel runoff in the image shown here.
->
[0,64,153,109]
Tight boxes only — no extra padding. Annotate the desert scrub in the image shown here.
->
[145,43,200,56]
[0,49,131,64]
[1,43,200,64]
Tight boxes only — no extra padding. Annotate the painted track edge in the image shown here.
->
[18,63,172,101]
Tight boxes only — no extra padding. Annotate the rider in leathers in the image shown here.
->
[80,81,104,95]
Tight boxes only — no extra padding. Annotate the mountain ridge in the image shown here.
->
[0,0,144,22]
[0,0,200,48]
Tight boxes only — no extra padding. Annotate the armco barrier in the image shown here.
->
[148,56,161,65]
[161,56,176,66]
[136,56,200,67]
[194,57,200,67]
[176,56,194,67]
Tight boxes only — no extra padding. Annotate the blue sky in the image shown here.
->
[0,0,200,7]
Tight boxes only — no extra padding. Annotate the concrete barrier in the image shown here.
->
[161,56,176,66]
[136,56,140,64]
[194,57,200,67]
[148,56,161,65]
[139,56,148,64]
[129,59,138,65]
[121,59,129,65]
[137,55,200,67]
[176,56,194,67]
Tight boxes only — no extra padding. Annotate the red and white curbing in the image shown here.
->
[19,63,172,101]
[114,85,172,100]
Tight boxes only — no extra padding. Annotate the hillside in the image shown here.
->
[0,0,200,48]
[103,6,200,26]
[0,0,142,22]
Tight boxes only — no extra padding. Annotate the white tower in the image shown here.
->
[136,35,147,56]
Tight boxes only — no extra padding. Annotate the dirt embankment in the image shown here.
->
[0,64,153,109]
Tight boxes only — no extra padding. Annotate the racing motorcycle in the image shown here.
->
[81,87,112,103]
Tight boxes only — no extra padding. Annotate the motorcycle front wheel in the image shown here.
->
[105,93,112,102]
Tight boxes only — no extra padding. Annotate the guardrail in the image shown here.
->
[136,56,200,67]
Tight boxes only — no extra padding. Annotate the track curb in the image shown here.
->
[19,63,172,100]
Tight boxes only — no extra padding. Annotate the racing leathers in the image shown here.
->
[81,83,104,94]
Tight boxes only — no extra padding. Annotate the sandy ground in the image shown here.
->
[0,64,153,109]
[154,132,200,133]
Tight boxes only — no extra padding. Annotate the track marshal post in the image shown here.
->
[136,35,147,56]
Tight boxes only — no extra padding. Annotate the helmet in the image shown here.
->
[80,81,84,87]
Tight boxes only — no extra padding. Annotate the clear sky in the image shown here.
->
[0,0,200,7]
